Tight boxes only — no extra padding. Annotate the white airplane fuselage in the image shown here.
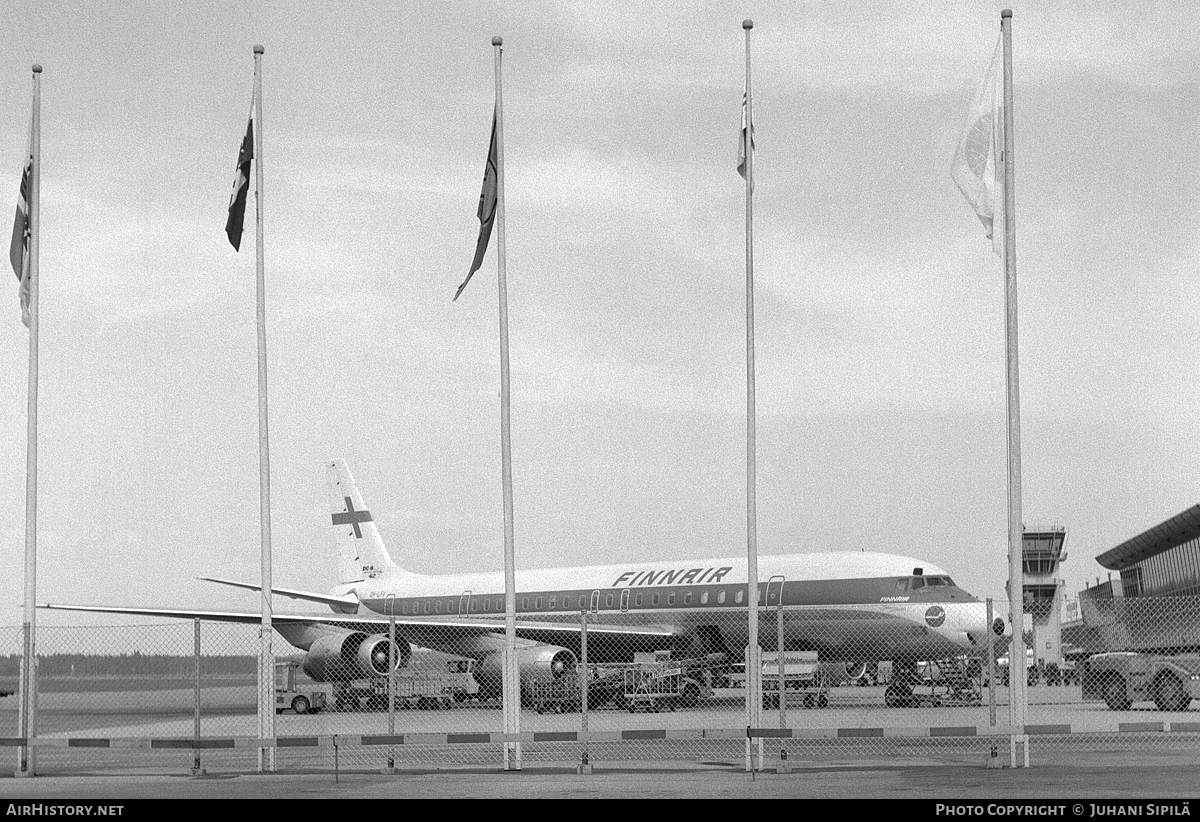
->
[329,551,998,667]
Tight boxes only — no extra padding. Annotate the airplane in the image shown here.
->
[42,459,1006,707]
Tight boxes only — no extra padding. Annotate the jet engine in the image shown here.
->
[474,643,577,698]
[842,661,870,683]
[301,630,410,682]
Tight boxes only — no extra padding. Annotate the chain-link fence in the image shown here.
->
[4,593,1199,775]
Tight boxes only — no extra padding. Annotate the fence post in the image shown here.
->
[777,598,785,729]
[191,618,204,776]
[14,623,36,777]
[385,617,397,774]
[577,609,592,774]
[985,599,1001,768]
[986,599,996,727]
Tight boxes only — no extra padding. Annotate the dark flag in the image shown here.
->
[737,91,755,192]
[9,139,31,327]
[225,116,254,250]
[454,111,498,301]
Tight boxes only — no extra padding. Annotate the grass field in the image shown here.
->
[0,674,254,694]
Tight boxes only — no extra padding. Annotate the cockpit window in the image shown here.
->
[926,577,944,586]
[895,579,909,592]
[910,577,925,590]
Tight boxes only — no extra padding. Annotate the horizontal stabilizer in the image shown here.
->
[199,577,360,610]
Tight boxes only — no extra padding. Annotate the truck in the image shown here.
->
[274,661,327,715]
[529,679,583,714]
[332,651,479,711]
[1081,652,1200,711]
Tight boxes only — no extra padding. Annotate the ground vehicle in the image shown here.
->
[987,648,1040,687]
[529,679,584,713]
[336,673,452,711]
[909,658,981,707]
[713,653,829,709]
[1081,652,1200,711]
[528,666,631,713]
[332,651,478,711]
[973,654,1067,687]
[623,653,703,712]
[274,661,327,715]
[759,651,829,709]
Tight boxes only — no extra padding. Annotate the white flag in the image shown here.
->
[951,33,1003,256]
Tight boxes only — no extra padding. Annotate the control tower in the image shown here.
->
[1022,526,1068,670]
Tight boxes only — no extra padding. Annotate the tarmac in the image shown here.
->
[1,755,1199,801]
[3,688,1199,802]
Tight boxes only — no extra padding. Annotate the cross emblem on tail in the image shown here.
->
[332,497,372,538]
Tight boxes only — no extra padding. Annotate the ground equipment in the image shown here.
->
[1081,652,1200,711]
[274,660,327,715]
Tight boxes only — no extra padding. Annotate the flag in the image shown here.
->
[9,127,32,327]
[737,91,755,191]
[952,33,1004,256]
[454,110,498,301]
[225,114,254,251]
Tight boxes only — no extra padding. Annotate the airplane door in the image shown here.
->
[766,576,785,607]
[620,588,630,613]
[590,590,600,614]
[385,594,396,617]
[459,591,471,615]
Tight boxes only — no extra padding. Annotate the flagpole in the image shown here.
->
[999,9,1027,762]
[251,44,275,774]
[491,34,520,773]
[16,63,41,779]
[741,18,763,774]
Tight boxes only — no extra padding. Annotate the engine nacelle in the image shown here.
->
[474,643,577,698]
[838,661,870,684]
[301,631,410,682]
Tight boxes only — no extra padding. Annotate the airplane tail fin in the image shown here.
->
[326,459,402,584]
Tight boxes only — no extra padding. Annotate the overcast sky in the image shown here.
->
[2,1,1197,631]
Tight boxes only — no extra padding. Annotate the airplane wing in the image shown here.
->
[37,602,679,647]
[198,577,361,611]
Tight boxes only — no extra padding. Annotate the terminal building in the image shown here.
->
[1065,503,1200,656]
[1095,503,1200,599]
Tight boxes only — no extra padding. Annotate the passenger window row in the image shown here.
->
[396,586,755,616]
